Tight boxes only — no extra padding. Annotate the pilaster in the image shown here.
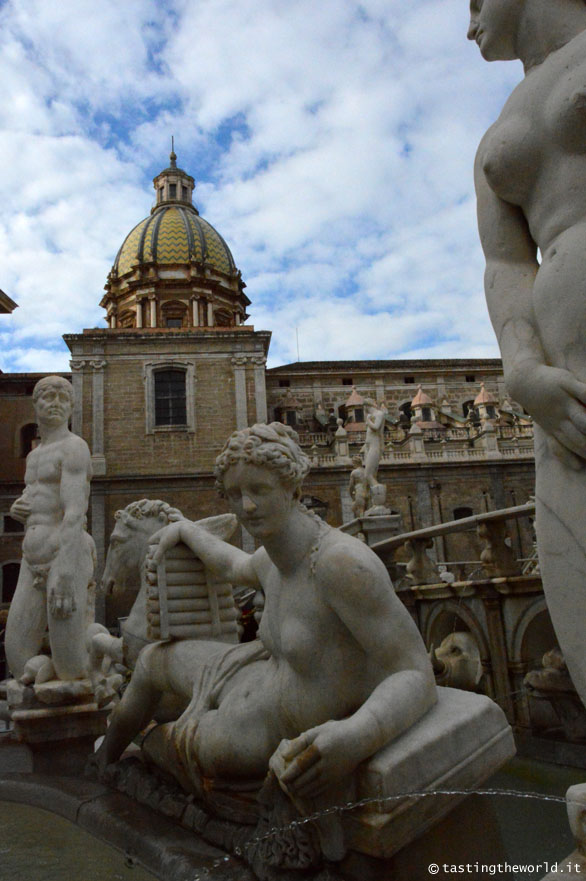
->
[251,355,267,423]
[231,356,249,430]
[69,359,86,436]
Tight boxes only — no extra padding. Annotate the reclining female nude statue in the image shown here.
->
[93,423,436,854]
[469,0,586,705]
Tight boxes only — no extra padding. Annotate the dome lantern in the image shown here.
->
[152,141,196,212]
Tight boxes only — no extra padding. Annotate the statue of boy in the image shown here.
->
[5,376,93,682]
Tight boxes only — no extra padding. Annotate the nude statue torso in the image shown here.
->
[478,29,586,376]
[21,435,86,565]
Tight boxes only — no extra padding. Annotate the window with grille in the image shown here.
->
[154,369,187,427]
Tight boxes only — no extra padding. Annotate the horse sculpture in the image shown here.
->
[90,500,240,675]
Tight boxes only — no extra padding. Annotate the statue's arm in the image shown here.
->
[476,152,586,463]
[49,438,92,618]
[10,452,36,523]
[277,546,436,799]
[149,520,261,588]
[58,439,91,550]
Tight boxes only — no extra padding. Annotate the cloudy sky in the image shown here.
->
[0,0,523,372]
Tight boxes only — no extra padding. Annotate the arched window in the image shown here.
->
[162,300,188,329]
[421,406,432,422]
[214,309,233,327]
[1,562,20,603]
[154,369,187,427]
[118,309,136,329]
[19,423,39,457]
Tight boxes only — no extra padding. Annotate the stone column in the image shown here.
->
[251,356,267,423]
[90,360,107,476]
[207,299,214,327]
[69,360,86,437]
[136,298,143,328]
[483,596,514,722]
[190,296,198,327]
[232,356,249,429]
[149,295,157,327]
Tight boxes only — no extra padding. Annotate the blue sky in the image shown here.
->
[0,0,523,371]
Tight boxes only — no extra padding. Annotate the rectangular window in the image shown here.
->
[169,183,177,199]
[404,376,415,384]
[154,369,187,426]
[466,375,476,383]
[279,379,290,387]
[166,318,182,328]
[342,377,353,385]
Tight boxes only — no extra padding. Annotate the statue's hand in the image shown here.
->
[147,521,185,567]
[509,364,586,468]
[10,494,31,524]
[274,719,358,801]
[148,520,209,567]
[48,578,77,619]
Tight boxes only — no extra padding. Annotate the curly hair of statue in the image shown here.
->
[214,423,311,498]
[114,498,184,525]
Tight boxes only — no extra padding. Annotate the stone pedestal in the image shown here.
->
[342,686,515,859]
[340,513,403,547]
[7,679,109,776]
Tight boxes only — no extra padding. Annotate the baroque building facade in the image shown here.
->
[2,155,559,753]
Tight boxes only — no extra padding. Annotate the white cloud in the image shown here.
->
[0,0,526,373]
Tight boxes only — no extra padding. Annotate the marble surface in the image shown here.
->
[5,376,94,684]
[470,1,586,710]
[92,423,439,866]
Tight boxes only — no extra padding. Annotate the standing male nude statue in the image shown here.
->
[5,375,94,682]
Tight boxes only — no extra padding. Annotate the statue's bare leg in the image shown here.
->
[5,560,46,679]
[534,425,586,706]
[47,550,93,680]
[93,640,232,771]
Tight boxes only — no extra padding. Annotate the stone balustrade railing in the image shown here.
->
[371,501,536,586]
[295,421,534,467]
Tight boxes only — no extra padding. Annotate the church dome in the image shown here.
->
[101,148,250,331]
[113,205,237,279]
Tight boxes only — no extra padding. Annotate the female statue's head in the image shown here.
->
[467,0,523,62]
[214,422,311,500]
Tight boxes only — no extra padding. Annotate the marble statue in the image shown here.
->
[92,500,240,672]
[469,0,586,706]
[430,632,483,692]
[363,400,387,488]
[348,454,368,519]
[92,422,437,858]
[93,499,187,671]
[524,647,586,742]
[5,376,94,682]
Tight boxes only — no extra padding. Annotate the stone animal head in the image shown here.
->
[101,499,184,595]
[524,647,576,697]
[430,631,482,691]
